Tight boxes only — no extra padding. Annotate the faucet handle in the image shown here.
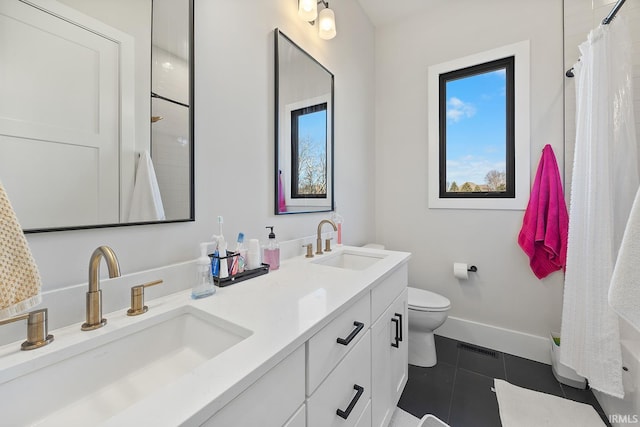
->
[324,238,333,253]
[127,279,163,316]
[302,243,314,258]
[0,308,54,351]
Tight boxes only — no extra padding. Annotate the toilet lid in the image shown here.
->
[408,287,451,312]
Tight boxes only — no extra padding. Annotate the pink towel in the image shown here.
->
[278,170,287,213]
[518,145,569,279]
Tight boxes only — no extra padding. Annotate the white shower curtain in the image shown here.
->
[560,17,638,398]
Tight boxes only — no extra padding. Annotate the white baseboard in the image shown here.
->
[436,315,551,364]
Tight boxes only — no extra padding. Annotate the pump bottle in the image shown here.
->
[192,242,216,299]
[263,226,280,271]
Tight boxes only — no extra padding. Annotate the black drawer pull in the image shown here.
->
[391,317,399,348]
[395,312,403,342]
[336,384,364,419]
[336,321,364,346]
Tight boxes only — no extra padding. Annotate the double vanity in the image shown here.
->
[0,246,410,427]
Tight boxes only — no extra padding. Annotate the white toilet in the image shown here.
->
[408,286,451,367]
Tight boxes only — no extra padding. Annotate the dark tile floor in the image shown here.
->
[398,335,611,427]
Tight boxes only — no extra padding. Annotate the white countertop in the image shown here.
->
[0,246,410,426]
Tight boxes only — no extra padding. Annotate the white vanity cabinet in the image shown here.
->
[371,265,409,427]
[202,344,306,427]
[307,331,371,427]
[306,293,371,394]
[201,256,409,427]
[306,293,371,427]
[284,405,306,427]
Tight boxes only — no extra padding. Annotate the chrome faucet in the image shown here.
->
[316,219,337,255]
[81,245,121,331]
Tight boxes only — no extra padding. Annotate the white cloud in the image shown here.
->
[446,156,506,185]
[447,97,476,123]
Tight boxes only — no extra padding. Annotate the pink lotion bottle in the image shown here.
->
[263,226,280,271]
[332,210,344,246]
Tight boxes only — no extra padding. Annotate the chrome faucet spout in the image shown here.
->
[82,246,121,331]
[316,219,337,255]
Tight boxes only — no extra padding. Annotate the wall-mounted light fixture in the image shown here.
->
[298,0,336,40]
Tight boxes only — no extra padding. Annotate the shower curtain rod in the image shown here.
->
[602,0,627,25]
[565,0,627,78]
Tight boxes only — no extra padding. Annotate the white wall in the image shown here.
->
[373,0,565,361]
[564,0,640,422]
[24,0,375,293]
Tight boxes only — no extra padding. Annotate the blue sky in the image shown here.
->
[299,109,327,154]
[445,69,506,186]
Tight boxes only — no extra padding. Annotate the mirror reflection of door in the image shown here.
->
[0,0,122,229]
[0,0,193,231]
[275,29,334,215]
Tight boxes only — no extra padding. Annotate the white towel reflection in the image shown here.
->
[128,151,165,222]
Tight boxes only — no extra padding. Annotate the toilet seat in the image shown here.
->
[408,287,451,312]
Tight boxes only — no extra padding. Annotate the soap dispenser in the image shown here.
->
[192,242,216,299]
[263,226,280,271]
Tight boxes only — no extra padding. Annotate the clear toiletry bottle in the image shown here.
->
[192,242,216,299]
[263,226,280,271]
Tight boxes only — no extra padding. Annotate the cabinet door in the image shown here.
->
[390,289,409,402]
[371,289,408,427]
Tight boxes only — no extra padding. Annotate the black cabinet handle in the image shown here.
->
[336,384,364,419]
[395,312,403,342]
[391,317,400,348]
[336,321,364,346]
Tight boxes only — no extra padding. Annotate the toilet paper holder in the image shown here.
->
[468,265,478,272]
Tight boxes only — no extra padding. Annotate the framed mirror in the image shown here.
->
[0,0,194,232]
[274,29,334,215]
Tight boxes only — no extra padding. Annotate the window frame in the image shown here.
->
[291,102,328,199]
[280,94,333,210]
[438,56,515,199]
[427,40,530,210]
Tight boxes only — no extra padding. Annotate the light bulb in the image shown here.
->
[318,7,336,40]
[298,0,317,22]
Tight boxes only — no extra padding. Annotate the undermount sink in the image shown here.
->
[1,305,252,426]
[312,249,387,270]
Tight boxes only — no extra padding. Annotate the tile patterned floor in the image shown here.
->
[398,335,611,427]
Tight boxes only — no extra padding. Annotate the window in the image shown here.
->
[291,103,327,198]
[428,41,530,210]
[439,57,514,199]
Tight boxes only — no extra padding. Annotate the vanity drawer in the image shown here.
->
[202,345,305,427]
[307,331,371,427]
[307,293,371,395]
[283,404,306,427]
[371,263,408,322]
[355,399,372,427]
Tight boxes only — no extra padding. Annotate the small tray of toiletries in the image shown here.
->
[209,251,269,287]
